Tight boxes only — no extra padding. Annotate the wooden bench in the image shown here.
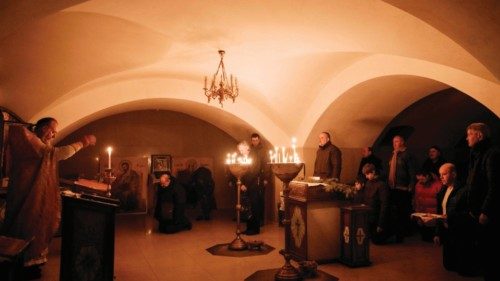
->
[0,235,32,281]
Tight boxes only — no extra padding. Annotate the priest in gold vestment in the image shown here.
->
[1,118,96,272]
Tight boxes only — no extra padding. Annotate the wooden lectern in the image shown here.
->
[340,205,371,267]
[60,194,119,281]
[287,181,350,264]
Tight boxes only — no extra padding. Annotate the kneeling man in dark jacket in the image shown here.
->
[154,172,192,234]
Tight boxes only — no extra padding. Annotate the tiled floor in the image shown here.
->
[39,209,481,281]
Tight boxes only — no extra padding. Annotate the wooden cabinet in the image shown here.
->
[340,205,371,267]
[287,181,349,264]
[60,194,119,281]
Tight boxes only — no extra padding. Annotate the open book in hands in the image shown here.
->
[411,213,446,227]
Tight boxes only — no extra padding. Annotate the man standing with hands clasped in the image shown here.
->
[464,123,499,281]
[250,133,271,226]
[387,135,416,243]
[313,131,342,181]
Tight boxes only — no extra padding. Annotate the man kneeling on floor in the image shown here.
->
[154,172,192,234]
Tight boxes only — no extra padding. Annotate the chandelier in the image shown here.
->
[203,50,239,107]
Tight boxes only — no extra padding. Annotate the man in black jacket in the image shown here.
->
[357,147,382,176]
[154,172,192,234]
[313,132,342,181]
[464,123,499,281]
[434,163,477,275]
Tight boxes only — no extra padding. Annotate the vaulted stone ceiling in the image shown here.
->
[1,0,499,148]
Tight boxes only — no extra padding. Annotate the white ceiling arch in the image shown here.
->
[1,0,498,151]
[31,75,289,145]
[300,54,500,148]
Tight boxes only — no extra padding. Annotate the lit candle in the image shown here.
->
[281,147,286,163]
[106,147,112,169]
[204,76,207,89]
[269,150,273,163]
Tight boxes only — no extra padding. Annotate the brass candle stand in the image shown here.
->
[102,168,116,197]
[269,162,304,281]
[227,163,251,251]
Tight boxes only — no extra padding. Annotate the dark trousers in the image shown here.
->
[257,185,265,224]
[245,187,261,232]
[418,226,435,242]
[368,223,390,245]
[196,188,213,218]
[442,216,481,276]
[157,205,191,234]
[479,222,499,281]
[440,228,458,271]
[389,189,412,239]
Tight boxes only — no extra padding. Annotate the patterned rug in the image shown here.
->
[206,242,275,257]
[245,268,339,281]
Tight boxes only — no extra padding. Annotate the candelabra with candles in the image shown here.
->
[225,154,252,250]
[102,147,115,197]
[270,162,304,281]
[269,137,300,164]
[102,169,116,197]
[268,138,303,281]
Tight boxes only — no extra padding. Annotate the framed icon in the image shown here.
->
[151,154,172,174]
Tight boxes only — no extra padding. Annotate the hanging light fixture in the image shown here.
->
[203,50,239,107]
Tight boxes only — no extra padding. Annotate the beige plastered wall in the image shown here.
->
[58,110,239,211]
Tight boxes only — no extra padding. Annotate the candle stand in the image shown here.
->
[227,163,251,251]
[269,162,304,281]
[103,168,116,197]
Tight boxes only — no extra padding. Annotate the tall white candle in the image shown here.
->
[107,147,113,169]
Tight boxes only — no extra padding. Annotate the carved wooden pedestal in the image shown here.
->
[287,181,349,264]
[340,205,371,267]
